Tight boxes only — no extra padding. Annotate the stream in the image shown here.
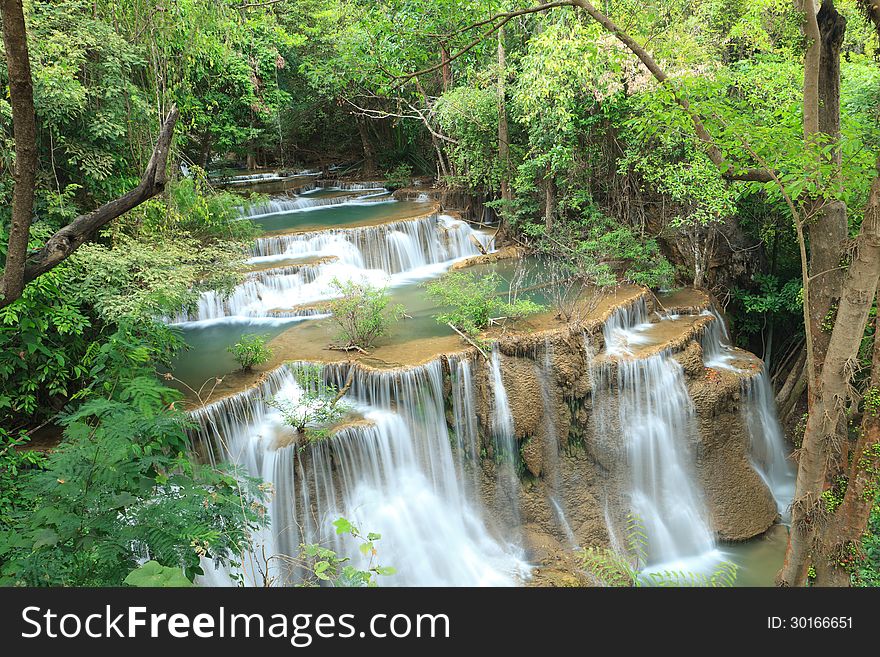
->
[172,177,796,587]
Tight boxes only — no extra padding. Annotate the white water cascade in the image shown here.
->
[241,190,392,219]
[592,354,718,567]
[193,362,528,587]
[175,214,494,324]
[699,306,796,515]
[593,300,718,568]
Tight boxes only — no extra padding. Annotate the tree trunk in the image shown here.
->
[778,0,855,586]
[357,116,377,178]
[806,2,848,388]
[496,27,512,244]
[782,169,880,586]
[814,307,880,586]
[544,164,556,231]
[440,42,452,91]
[0,0,38,305]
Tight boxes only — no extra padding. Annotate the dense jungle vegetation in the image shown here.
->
[0,0,878,587]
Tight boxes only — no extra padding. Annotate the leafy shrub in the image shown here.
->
[0,327,267,586]
[268,365,350,441]
[328,279,404,348]
[298,518,396,587]
[424,271,544,337]
[227,333,273,371]
[384,163,413,190]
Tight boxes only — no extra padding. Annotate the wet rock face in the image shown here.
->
[688,363,779,540]
[462,331,779,553]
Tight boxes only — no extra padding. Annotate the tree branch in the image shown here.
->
[392,1,577,87]
[0,106,180,308]
[569,0,772,182]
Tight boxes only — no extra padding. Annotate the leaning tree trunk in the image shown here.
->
[812,171,880,586]
[0,0,38,305]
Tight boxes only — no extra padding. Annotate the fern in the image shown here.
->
[579,514,739,588]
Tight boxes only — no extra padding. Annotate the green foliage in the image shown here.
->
[124,561,193,588]
[424,271,544,338]
[857,501,880,587]
[298,517,395,587]
[436,86,503,190]
[0,327,267,587]
[384,163,413,190]
[267,364,350,441]
[227,334,273,372]
[327,279,403,348]
[580,514,738,587]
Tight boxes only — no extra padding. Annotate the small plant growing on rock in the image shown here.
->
[268,365,350,442]
[227,333,273,371]
[328,278,404,350]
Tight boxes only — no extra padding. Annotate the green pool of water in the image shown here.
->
[253,199,432,233]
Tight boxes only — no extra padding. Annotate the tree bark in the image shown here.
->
[496,27,513,244]
[356,116,377,178]
[0,0,38,305]
[0,107,179,308]
[814,306,880,586]
[781,168,880,586]
[440,42,452,91]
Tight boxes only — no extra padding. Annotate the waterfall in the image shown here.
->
[741,370,796,517]
[487,347,522,523]
[591,354,716,566]
[193,361,527,587]
[175,214,494,324]
[241,191,393,219]
[699,304,743,370]
[250,214,493,271]
[449,354,482,498]
[316,180,388,191]
[593,303,718,568]
[602,297,652,357]
[489,348,516,461]
[699,308,795,516]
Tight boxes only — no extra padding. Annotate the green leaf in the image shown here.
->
[33,528,59,549]
[123,561,193,587]
[332,517,352,535]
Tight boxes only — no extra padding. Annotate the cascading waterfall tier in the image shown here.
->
[250,213,492,269]
[590,349,718,567]
[192,360,528,587]
[174,213,493,324]
[241,190,392,219]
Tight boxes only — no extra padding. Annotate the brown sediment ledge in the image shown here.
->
[655,287,711,314]
[187,285,649,405]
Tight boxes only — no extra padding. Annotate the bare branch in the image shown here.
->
[0,106,180,308]
[392,1,577,87]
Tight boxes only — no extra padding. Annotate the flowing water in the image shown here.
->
[175,180,795,586]
[593,301,719,568]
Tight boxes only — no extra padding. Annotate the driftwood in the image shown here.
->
[468,233,488,255]
[327,344,370,355]
[332,368,355,405]
[448,322,488,360]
